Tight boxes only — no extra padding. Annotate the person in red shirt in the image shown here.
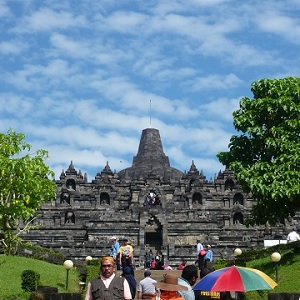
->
[177,259,187,270]
[150,258,156,270]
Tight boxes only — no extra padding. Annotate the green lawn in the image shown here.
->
[237,244,300,300]
[245,249,300,298]
[0,255,81,300]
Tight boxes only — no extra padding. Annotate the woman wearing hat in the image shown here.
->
[151,274,188,300]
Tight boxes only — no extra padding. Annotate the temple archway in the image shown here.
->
[192,192,203,205]
[225,178,234,191]
[233,193,244,205]
[60,192,70,204]
[66,179,76,190]
[144,214,163,253]
[100,192,110,205]
[233,212,244,224]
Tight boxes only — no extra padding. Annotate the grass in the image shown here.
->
[0,255,81,300]
[240,245,300,300]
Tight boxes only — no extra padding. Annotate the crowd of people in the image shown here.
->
[85,237,215,300]
[84,255,208,300]
[84,226,300,299]
[144,192,161,207]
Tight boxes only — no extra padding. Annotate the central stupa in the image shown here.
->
[118,128,183,180]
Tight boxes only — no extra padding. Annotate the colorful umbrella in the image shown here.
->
[193,266,277,292]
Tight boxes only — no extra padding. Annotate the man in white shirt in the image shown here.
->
[196,240,203,256]
[287,228,300,243]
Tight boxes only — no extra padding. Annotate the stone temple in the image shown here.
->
[22,128,299,266]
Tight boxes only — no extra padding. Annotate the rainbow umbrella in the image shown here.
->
[193,266,277,292]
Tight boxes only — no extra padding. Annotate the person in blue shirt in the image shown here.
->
[178,265,198,300]
[204,245,213,267]
[109,236,120,259]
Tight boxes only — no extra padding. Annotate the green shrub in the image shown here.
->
[214,258,228,269]
[21,269,40,292]
[17,242,66,265]
[85,260,100,291]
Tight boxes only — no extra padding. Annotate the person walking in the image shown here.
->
[196,240,203,256]
[137,269,157,299]
[197,240,206,270]
[119,237,134,269]
[204,245,213,268]
[122,266,137,299]
[85,256,132,300]
[109,236,120,259]
[178,265,198,300]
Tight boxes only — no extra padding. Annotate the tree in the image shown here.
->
[0,129,57,253]
[217,77,300,225]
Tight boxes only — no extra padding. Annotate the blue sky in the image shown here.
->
[1,0,300,181]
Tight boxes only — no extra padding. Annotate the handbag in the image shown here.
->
[199,249,206,256]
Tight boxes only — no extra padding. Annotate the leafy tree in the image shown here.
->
[0,129,57,253]
[217,77,300,225]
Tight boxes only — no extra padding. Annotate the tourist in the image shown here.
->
[155,260,164,270]
[163,263,173,270]
[122,266,137,299]
[145,252,151,268]
[84,256,131,300]
[178,265,198,300]
[204,245,213,268]
[119,237,134,269]
[151,274,188,300]
[196,240,206,270]
[109,236,120,260]
[177,259,187,270]
[137,269,157,299]
[155,251,162,262]
[196,240,203,257]
[150,258,156,270]
[287,228,300,243]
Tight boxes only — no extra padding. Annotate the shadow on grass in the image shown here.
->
[57,282,65,288]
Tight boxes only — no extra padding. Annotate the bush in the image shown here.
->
[21,270,40,292]
[17,243,66,265]
[214,258,228,269]
[85,260,100,291]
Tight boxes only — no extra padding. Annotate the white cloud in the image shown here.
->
[0,0,10,17]
[190,73,243,91]
[15,7,87,32]
[103,11,148,33]
[0,40,27,54]
[256,12,300,44]
[200,97,240,121]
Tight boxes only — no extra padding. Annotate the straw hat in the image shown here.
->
[153,274,188,291]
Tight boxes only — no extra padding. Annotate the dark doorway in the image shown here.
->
[144,214,163,253]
